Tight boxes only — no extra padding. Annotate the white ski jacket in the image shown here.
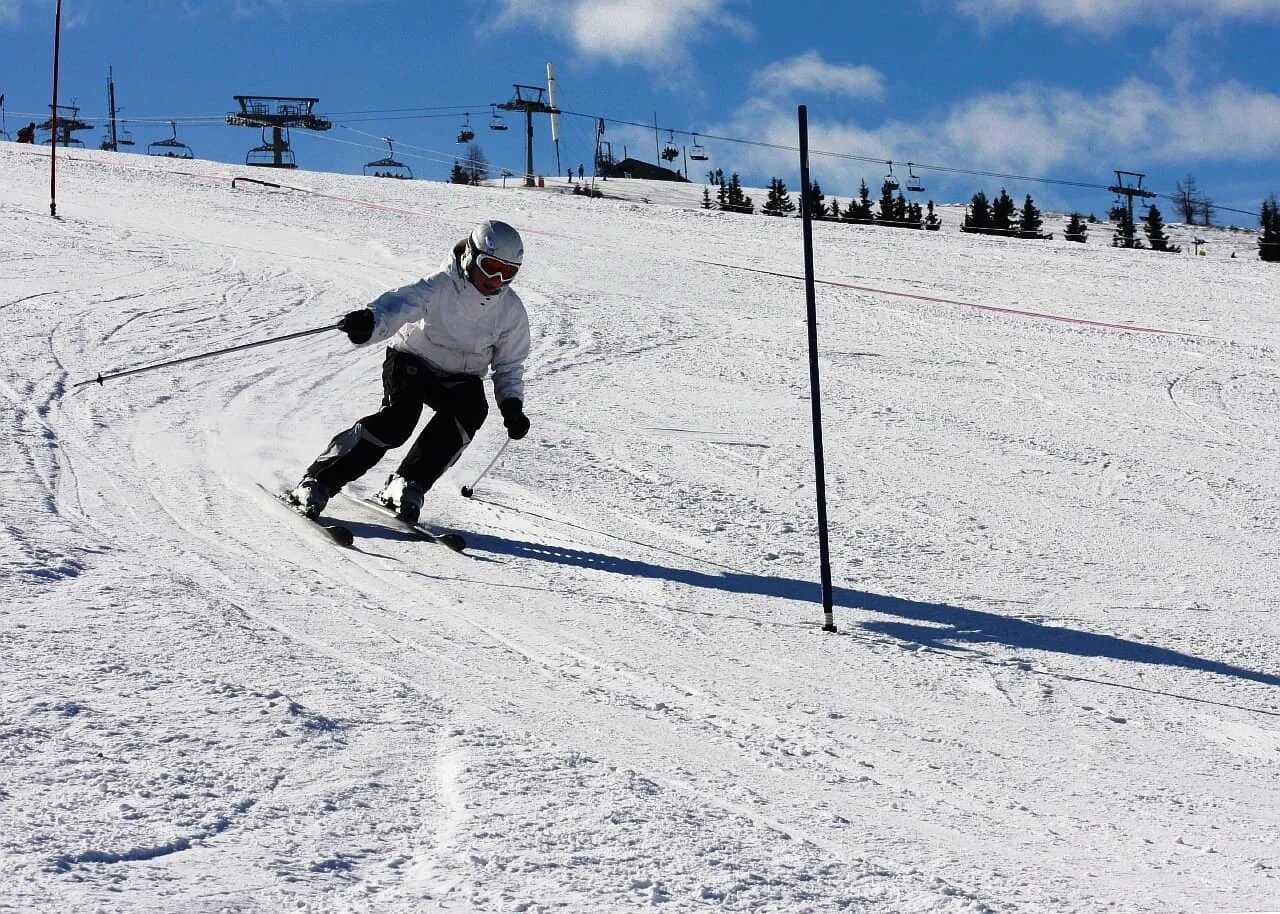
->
[360,246,531,404]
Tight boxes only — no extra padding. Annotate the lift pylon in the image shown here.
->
[40,103,92,147]
[497,84,559,187]
[226,96,331,169]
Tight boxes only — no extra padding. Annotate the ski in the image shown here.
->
[337,492,467,552]
[259,484,356,548]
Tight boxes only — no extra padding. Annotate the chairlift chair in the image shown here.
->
[660,129,679,162]
[688,133,709,162]
[457,114,475,144]
[905,162,924,194]
[883,161,900,192]
[489,106,508,132]
[245,125,293,168]
[363,137,413,179]
[148,121,194,159]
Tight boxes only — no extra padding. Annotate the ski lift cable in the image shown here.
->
[315,129,478,169]
[16,98,1261,219]
[306,127,527,177]
[555,107,1262,219]
[337,123,512,169]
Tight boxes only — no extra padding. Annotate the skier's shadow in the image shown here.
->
[468,532,1280,689]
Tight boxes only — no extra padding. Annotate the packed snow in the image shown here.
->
[2,144,1278,913]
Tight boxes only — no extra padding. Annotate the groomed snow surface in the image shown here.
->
[2,144,1278,914]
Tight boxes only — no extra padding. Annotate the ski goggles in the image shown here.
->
[474,253,520,283]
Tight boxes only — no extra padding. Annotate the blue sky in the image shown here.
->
[3,0,1278,223]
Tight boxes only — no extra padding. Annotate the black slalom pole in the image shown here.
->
[73,322,342,388]
[797,105,836,634]
[50,0,63,218]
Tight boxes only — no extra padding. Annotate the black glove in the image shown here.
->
[338,309,374,344]
[499,398,530,440]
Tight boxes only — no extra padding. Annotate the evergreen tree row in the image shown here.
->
[743,177,940,230]
[701,172,755,214]
[698,176,1280,263]
[962,189,1052,240]
[1108,204,1181,253]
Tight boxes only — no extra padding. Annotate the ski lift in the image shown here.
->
[245,125,292,168]
[688,133,708,162]
[101,127,135,149]
[457,114,475,144]
[660,129,679,162]
[148,120,194,159]
[905,162,924,193]
[488,106,508,132]
[883,161,900,192]
[363,137,412,180]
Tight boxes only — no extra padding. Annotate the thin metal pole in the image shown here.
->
[798,105,836,633]
[50,0,62,218]
[525,109,535,186]
[459,438,511,498]
[73,322,340,388]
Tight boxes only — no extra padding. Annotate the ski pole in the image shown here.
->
[460,438,511,498]
[73,321,342,388]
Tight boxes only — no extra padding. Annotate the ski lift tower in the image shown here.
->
[497,84,558,187]
[40,103,92,147]
[226,96,331,169]
[1108,170,1156,225]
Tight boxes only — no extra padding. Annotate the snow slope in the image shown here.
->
[2,144,1279,914]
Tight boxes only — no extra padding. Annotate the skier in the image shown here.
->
[16,122,36,144]
[290,219,531,523]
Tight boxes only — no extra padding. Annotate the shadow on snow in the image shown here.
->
[467,531,1280,689]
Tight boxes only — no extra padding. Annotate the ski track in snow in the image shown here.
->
[2,145,1279,913]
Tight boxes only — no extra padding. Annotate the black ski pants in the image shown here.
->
[305,348,488,493]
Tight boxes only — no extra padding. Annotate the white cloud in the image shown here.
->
[493,0,748,70]
[752,52,885,101]
[707,77,1280,204]
[941,79,1280,169]
[0,1,18,26]
[956,0,1280,30]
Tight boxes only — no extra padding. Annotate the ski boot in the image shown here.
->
[376,473,425,525]
[289,478,330,519]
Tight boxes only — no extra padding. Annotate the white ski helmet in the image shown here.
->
[461,220,523,282]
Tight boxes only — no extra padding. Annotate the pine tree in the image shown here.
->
[845,180,874,222]
[449,161,470,185]
[992,188,1017,231]
[877,181,897,222]
[925,200,941,230]
[762,177,796,216]
[965,191,992,229]
[716,181,729,210]
[1259,194,1279,262]
[893,192,908,223]
[1143,204,1180,253]
[702,186,713,210]
[1064,212,1088,243]
[806,181,828,219]
[1113,207,1141,248]
[828,198,842,221]
[1019,194,1044,238]
[726,173,753,214]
